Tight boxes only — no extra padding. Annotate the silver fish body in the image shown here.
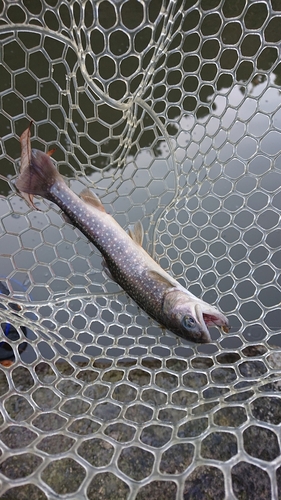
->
[16,125,229,343]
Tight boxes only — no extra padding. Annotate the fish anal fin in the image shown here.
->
[128,220,144,246]
[147,270,175,289]
[80,188,106,213]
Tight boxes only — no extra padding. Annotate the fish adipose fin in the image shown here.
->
[128,221,144,246]
[80,189,106,213]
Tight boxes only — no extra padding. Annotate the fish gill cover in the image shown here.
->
[0,1,281,499]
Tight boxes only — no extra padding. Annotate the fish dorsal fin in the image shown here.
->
[80,188,106,212]
[147,270,175,289]
[128,221,144,246]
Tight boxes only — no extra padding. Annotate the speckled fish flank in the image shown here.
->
[16,124,229,344]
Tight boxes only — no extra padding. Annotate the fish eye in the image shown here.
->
[182,316,196,329]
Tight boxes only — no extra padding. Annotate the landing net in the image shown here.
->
[0,1,281,498]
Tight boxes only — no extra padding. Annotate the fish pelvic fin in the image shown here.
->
[80,189,106,213]
[16,123,62,209]
[128,221,144,246]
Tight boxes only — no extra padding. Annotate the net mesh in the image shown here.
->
[0,0,281,498]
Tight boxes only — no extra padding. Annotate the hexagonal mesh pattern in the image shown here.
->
[0,0,281,498]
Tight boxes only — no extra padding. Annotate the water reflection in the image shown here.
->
[0,3,280,331]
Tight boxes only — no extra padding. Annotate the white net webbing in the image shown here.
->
[0,0,281,498]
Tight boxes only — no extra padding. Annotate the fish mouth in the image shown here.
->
[163,289,229,343]
[203,313,230,333]
[203,312,230,333]
[194,303,230,338]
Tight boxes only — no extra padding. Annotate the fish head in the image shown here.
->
[163,289,229,343]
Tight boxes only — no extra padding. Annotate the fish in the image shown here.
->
[15,123,229,344]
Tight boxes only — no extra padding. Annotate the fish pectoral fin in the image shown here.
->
[147,270,175,289]
[80,188,106,213]
[128,220,144,246]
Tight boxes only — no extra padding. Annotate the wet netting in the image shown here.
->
[0,0,281,498]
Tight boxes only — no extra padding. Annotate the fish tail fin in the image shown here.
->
[16,124,62,208]
[16,149,61,208]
